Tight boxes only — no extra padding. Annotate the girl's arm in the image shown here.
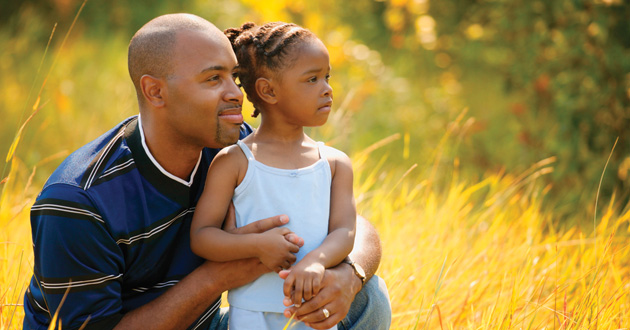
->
[283,147,356,304]
[190,146,300,271]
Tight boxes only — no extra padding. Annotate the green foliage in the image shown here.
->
[2,0,629,219]
[348,0,630,216]
[463,0,630,213]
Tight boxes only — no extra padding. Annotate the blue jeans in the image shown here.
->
[208,276,391,330]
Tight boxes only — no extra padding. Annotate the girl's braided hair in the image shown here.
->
[225,22,315,117]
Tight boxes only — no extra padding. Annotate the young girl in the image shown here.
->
[190,22,356,330]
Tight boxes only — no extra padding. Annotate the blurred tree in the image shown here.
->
[3,0,629,217]
[459,0,630,212]
[344,0,630,214]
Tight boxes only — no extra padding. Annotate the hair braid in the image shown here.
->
[264,29,303,59]
[224,21,315,118]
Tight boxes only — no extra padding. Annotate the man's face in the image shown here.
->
[164,29,244,149]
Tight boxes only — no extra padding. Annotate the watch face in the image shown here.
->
[355,263,366,278]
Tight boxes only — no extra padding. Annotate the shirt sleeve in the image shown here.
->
[30,183,124,329]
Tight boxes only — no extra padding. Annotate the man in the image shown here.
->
[24,13,390,330]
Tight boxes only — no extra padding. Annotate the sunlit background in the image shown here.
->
[2,0,630,328]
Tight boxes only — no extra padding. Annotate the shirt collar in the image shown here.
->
[137,114,202,187]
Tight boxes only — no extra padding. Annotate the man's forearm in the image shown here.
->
[348,215,382,281]
[114,259,265,330]
[279,216,383,329]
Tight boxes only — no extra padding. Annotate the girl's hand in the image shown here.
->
[256,227,300,272]
[282,261,325,306]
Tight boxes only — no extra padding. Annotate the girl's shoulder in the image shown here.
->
[319,144,350,161]
[209,143,250,184]
[213,143,249,166]
[319,144,352,177]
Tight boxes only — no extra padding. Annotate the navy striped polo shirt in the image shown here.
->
[23,116,253,330]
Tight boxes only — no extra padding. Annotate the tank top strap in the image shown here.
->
[236,140,256,161]
[316,142,329,162]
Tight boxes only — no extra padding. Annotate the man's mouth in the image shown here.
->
[218,107,243,124]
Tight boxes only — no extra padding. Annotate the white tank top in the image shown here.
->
[228,140,332,313]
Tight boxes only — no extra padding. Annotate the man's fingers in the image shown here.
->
[292,289,333,317]
[222,201,237,231]
[232,214,288,234]
[300,306,341,330]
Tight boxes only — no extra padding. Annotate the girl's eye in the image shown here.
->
[325,74,331,82]
[308,76,317,83]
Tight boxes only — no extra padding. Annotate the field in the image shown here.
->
[2,1,630,329]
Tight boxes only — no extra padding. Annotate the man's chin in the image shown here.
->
[213,133,240,148]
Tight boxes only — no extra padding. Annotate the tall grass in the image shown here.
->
[354,136,630,328]
[3,119,630,329]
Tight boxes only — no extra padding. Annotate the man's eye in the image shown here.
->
[207,75,220,82]
[234,76,242,88]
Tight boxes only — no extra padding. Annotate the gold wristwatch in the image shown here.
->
[343,258,366,288]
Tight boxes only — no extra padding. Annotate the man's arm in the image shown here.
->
[113,258,263,329]
[280,215,382,329]
[115,214,300,330]
[349,215,382,281]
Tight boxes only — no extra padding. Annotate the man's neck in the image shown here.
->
[138,114,202,184]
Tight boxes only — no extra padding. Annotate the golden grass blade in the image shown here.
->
[5,100,48,163]
[47,285,71,330]
[403,132,410,160]
[422,255,448,330]
[411,295,425,330]
[356,133,401,158]
[6,251,24,329]
[2,22,55,184]
[77,315,91,330]
[4,0,87,167]
[594,137,619,235]
[282,312,296,330]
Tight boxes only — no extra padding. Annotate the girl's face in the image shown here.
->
[271,38,333,127]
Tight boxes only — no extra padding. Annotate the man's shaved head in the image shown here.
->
[128,13,224,101]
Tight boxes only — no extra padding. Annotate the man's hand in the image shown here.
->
[223,202,304,247]
[279,263,362,329]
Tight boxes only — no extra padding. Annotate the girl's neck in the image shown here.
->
[244,115,321,170]
[254,116,305,144]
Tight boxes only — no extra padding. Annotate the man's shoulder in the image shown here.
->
[43,116,137,192]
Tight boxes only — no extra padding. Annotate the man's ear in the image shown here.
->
[140,74,166,107]
[255,77,277,104]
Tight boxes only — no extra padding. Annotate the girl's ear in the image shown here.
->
[140,74,166,107]
[255,77,277,104]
